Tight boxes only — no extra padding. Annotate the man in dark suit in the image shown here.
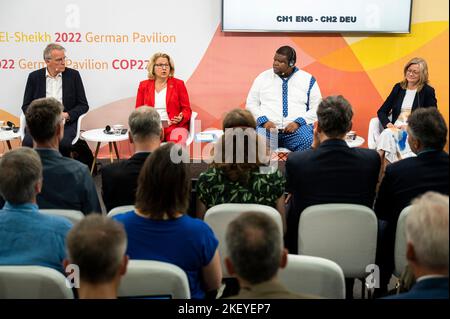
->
[285,95,381,254]
[22,43,89,157]
[375,107,449,296]
[101,106,162,213]
[285,95,381,298]
[384,192,448,299]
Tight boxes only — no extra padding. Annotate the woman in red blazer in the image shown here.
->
[136,52,192,143]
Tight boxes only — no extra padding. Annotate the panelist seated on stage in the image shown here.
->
[102,106,163,213]
[246,46,322,152]
[25,97,100,215]
[135,52,192,144]
[22,43,89,157]
[370,57,438,164]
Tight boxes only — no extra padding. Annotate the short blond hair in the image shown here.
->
[146,52,175,80]
[400,57,429,91]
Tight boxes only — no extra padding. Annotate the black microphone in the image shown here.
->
[104,125,112,134]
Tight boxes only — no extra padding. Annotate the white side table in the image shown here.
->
[81,128,128,174]
[346,136,365,148]
[0,129,21,151]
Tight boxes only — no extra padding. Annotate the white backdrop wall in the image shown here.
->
[0,0,220,115]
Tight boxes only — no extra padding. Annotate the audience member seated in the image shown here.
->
[225,212,317,299]
[113,143,222,299]
[285,95,380,253]
[25,97,101,215]
[102,106,162,212]
[369,57,437,164]
[285,95,380,298]
[64,215,128,299]
[0,147,72,272]
[384,192,448,299]
[375,107,449,296]
[196,109,285,224]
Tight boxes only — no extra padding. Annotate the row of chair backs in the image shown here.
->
[204,203,283,278]
[0,260,190,299]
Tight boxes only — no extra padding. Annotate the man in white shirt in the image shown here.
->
[246,46,322,151]
[22,43,89,157]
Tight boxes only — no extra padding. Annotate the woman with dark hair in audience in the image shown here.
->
[369,57,437,164]
[113,143,222,299]
[196,109,286,228]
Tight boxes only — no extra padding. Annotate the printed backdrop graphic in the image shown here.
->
[1,0,448,156]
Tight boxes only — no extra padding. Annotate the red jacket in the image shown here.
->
[135,77,192,130]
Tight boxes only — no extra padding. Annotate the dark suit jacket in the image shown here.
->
[385,277,449,299]
[285,139,381,253]
[22,67,89,125]
[101,152,151,212]
[377,83,437,128]
[375,150,449,224]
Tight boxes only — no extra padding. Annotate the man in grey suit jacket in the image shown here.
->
[22,43,89,157]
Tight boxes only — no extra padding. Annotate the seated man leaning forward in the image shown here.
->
[246,45,322,151]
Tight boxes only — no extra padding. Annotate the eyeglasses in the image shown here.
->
[155,63,170,69]
[406,69,419,76]
[52,56,67,63]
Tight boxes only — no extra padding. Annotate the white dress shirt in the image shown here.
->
[154,88,169,121]
[246,68,322,128]
[45,69,63,104]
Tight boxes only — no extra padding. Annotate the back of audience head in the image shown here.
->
[222,108,256,130]
[135,143,190,219]
[316,95,353,139]
[406,192,449,275]
[225,212,286,285]
[0,147,42,205]
[25,97,63,143]
[65,215,128,290]
[213,128,269,183]
[128,106,162,143]
[407,108,447,152]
